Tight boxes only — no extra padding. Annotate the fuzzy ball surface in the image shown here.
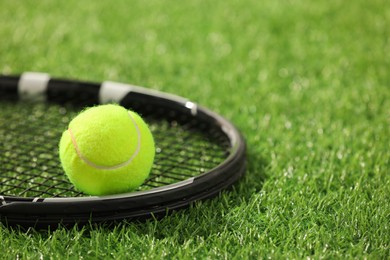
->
[59,104,155,196]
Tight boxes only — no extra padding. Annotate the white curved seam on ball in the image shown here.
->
[68,112,142,170]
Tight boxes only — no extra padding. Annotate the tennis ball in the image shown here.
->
[59,104,155,196]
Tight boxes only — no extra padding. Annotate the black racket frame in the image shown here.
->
[0,73,246,228]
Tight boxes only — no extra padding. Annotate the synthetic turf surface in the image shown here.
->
[0,0,389,258]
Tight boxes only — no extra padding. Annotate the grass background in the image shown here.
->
[0,0,389,258]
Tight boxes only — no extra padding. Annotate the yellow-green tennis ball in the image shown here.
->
[59,104,155,196]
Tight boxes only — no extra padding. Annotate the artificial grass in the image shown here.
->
[0,0,389,258]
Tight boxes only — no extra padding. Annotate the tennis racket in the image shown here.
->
[0,72,246,228]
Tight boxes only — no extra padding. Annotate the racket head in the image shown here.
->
[0,72,246,228]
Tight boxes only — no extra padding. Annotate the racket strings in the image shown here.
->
[0,100,230,198]
[143,110,230,187]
